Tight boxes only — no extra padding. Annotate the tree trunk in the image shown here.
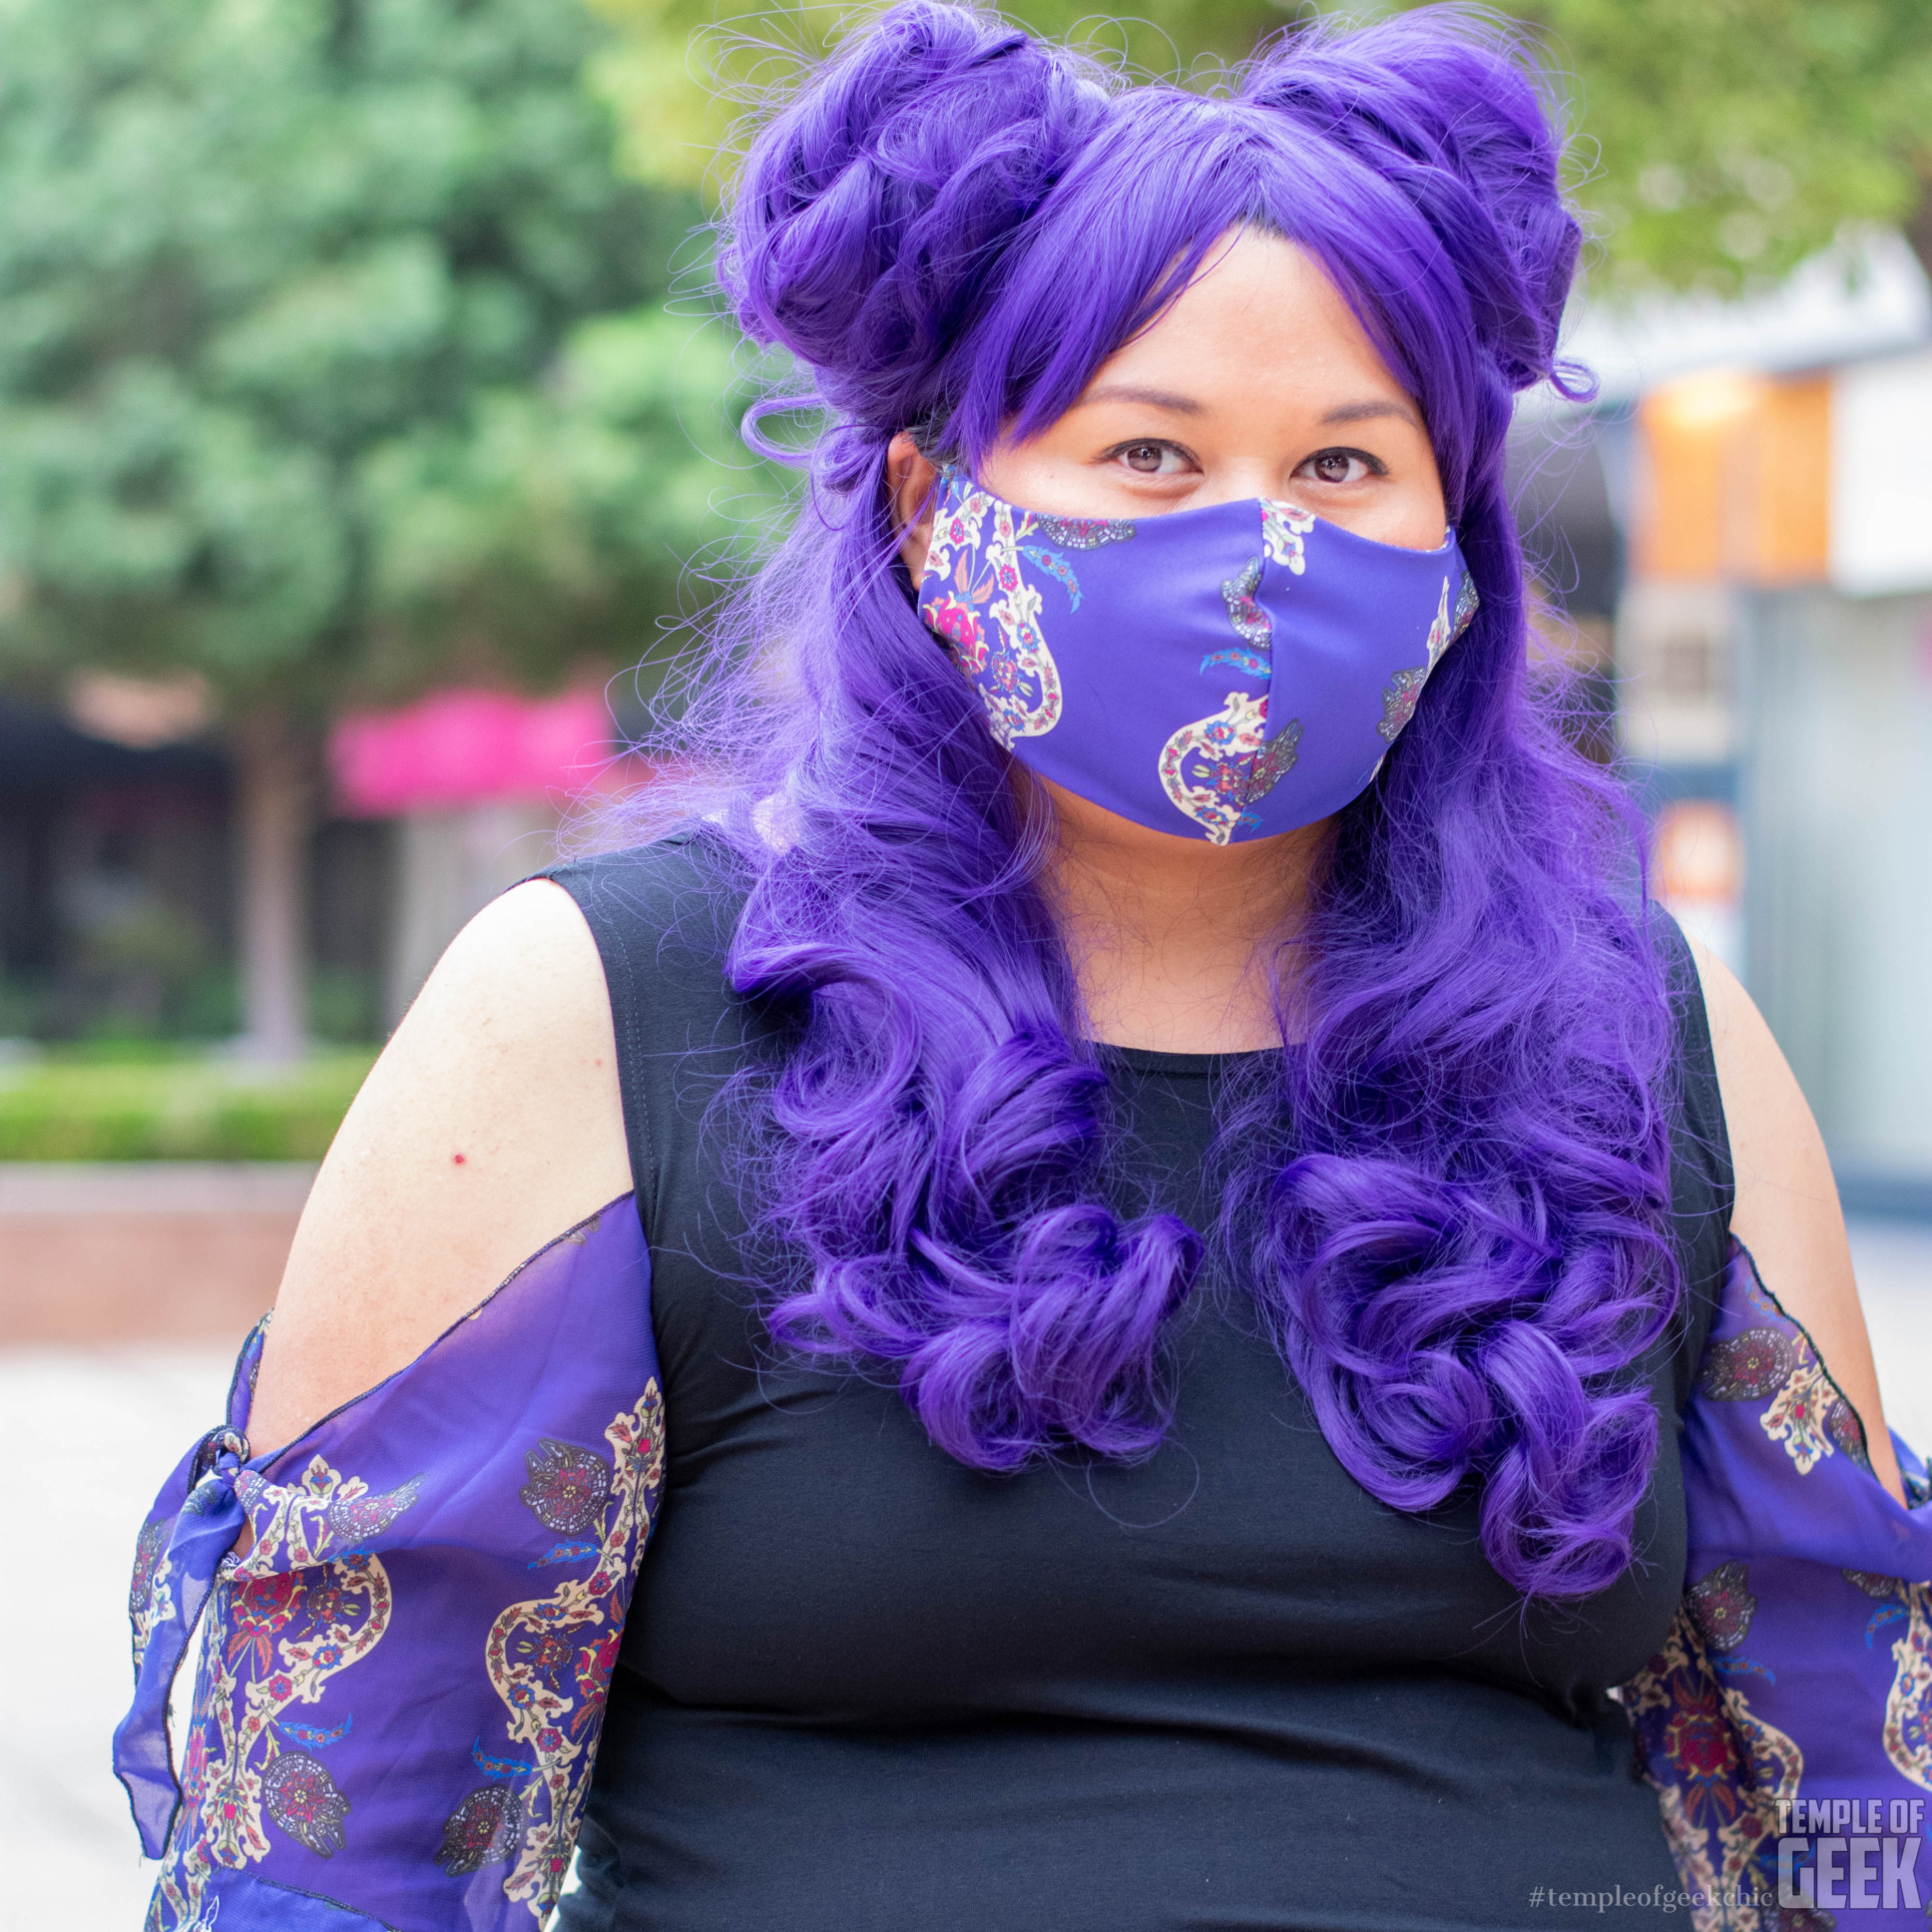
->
[234,705,313,1064]
[1906,167,1932,286]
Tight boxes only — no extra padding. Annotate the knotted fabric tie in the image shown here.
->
[113,1424,251,1858]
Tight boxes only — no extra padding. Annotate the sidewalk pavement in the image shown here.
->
[1845,1220,1932,1450]
[8,1221,1931,1929]
[3,1345,232,1928]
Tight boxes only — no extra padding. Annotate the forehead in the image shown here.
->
[979,103,1440,460]
[1084,228,1413,412]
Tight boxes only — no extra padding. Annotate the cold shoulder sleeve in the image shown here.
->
[113,1200,663,1931]
[1629,1239,1932,1928]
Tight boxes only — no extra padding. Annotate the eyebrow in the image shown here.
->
[1319,398,1422,430]
[1072,385,1422,431]
[1073,383,1204,415]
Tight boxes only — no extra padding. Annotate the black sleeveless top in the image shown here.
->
[548,838,1732,1932]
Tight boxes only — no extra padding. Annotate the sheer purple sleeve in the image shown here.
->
[1629,1239,1932,1928]
[113,1198,662,1931]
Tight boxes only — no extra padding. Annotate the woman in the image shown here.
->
[116,6,1930,1929]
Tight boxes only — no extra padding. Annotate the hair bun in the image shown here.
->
[1242,12,1583,394]
[722,2,1108,435]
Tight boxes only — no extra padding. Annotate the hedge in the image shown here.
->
[0,1050,377,1161]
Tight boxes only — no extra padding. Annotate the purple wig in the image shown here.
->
[610,1,1680,1601]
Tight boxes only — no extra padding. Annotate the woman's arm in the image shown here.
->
[245,878,632,1453]
[1687,933,1906,1505]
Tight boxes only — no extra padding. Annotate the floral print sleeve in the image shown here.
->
[1629,1239,1932,1929]
[113,1199,663,1931]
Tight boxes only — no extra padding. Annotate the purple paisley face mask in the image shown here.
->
[915,467,1478,844]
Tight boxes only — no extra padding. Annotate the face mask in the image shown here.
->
[915,468,1477,844]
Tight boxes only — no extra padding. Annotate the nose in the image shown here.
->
[1183,460,1296,513]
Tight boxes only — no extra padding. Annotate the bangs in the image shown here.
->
[928,84,1489,519]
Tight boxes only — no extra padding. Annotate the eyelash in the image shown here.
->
[1103,439,1195,474]
[1302,446,1389,482]
[1100,440,1389,480]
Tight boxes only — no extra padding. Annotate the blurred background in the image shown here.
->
[1,0,1930,1921]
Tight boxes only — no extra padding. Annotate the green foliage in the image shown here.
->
[1497,0,1932,295]
[587,0,1280,190]
[359,306,788,695]
[0,1048,377,1160]
[589,0,1932,298]
[0,0,760,708]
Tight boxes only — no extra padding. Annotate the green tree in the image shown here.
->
[589,0,1932,295]
[360,306,780,697]
[587,0,1277,192]
[1497,0,1932,295]
[0,0,765,1056]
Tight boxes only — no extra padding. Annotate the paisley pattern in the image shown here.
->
[324,1477,422,1548]
[920,479,1091,747]
[118,1211,1932,1927]
[437,1782,525,1876]
[518,1438,612,1536]
[148,1452,408,1925]
[1687,1560,1756,1653]
[1882,1586,1932,1791]
[1209,557,1271,672]
[480,1388,665,1913]
[1840,1573,1932,1792]
[1626,1602,1796,1925]
[1171,521,1312,836]
[128,1515,174,1676]
[915,470,1471,845]
[1761,1355,1840,1474]
[1628,1240,1932,1929]
[1830,1392,1873,1470]
[1245,724,1304,805]
[1375,575,1476,745]
[1698,1327,1795,1401]
[117,1202,666,1932]
[1260,500,1314,572]
[1157,694,1300,845]
[1377,668,1427,742]
[1033,513,1136,550]
[260,1749,352,1857]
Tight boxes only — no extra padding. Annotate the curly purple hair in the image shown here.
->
[612,1,1679,1600]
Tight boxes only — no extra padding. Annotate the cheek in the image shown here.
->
[1383,486,1452,551]
[1328,464,1449,552]
[1393,444,1451,547]
[977,444,1132,520]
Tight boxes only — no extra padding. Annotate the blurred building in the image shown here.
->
[0,692,234,1038]
[1542,231,1932,1219]
[4,240,1928,1221]
[0,679,612,1046]
[1659,350,1932,1216]
[327,686,620,1025]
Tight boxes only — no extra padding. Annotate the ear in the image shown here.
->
[886,432,940,580]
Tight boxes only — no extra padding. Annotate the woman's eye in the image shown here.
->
[1301,448,1379,486]
[1116,442,1181,475]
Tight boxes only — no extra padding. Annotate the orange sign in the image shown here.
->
[1654,798,1743,904]
[1631,372,1828,587]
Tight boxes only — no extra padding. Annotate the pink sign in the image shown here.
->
[329,688,619,816]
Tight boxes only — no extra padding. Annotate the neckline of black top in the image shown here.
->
[1094,1042,1283,1077]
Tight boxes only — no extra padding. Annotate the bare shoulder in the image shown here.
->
[246,878,631,1452]
[1685,929,1904,1501]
